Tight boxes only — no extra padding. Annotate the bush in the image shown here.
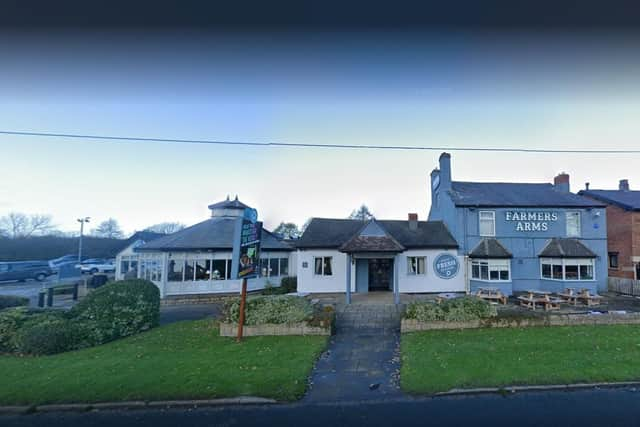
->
[262,282,289,295]
[0,308,67,354]
[16,318,85,355]
[69,279,160,346]
[405,297,498,322]
[0,295,30,310]
[224,295,313,325]
[280,276,297,293]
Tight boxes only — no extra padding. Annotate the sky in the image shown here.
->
[1,30,640,235]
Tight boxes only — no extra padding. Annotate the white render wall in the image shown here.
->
[297,248,466,294]
[297,249,356,293]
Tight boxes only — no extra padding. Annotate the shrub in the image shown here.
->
[262,282,289,295]
[69,279,160,345]
[0,295,29,310]
[0,308,66,354]
[224,295,313,325]
[280,276,297,293]
[405,297,497,322]
[16,318,85,355]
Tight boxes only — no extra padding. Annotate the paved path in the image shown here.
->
[303,302,404,402]
[159,304,223,325]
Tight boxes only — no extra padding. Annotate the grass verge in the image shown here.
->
[0,320,327,405]
[401,325,640,394]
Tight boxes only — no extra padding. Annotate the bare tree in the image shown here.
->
[348,204,375,221]
[92,218,124,239]
[144,222,186,234]
[0,212,56,238]
[273,222,300,239]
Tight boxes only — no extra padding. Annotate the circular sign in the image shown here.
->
[433,253,459,279]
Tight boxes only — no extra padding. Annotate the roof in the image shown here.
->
[469,238,512,258]
[297,218,458,250]
[207,196,250,210]
[579,189,640,211]
[538,238,596,258]
[136,217,292,252]
[449,181,605,208]
[339,220,406,253]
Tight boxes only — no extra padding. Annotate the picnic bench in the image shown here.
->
[558,288,603,307]
[517,290,563,311]
[475,287,508,305]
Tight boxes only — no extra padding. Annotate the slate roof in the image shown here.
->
[296,218,458,250]
[469,238,512,258]
[538,238,596,258]
[136,217,292,252]
[579,190,640,211]
[339,221,406,253]
[449,181,605,208]
[207,196,250,210]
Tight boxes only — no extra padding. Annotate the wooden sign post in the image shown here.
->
[236,278,248,341]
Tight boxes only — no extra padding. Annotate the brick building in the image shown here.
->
[580,180,640,279]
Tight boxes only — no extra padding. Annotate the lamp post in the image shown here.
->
[77,217,90,262]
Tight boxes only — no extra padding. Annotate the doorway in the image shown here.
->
[368,259,393,291]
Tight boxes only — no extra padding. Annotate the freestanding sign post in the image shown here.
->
[231,208,262,342]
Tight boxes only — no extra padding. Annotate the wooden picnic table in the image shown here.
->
[518,291,562,311]
[475,287,508,305]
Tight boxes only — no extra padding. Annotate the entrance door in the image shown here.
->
[636,263,640,280]
[368,259,392,291]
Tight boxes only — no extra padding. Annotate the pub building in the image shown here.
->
[428,153,608,295]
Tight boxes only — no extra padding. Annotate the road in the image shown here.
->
[0,279,52,305]
[2,388,640,427]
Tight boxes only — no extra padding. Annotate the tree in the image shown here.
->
[348,204,375,221]
[92,218,124,239]
[273,222,300,239]
[0,212,56,238]
[144,222,186,234]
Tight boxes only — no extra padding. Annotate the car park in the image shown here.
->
[0,261,54,283]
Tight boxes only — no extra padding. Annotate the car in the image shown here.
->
[0,261,53,283]
[49,254,79,270]
[78,259,115,274]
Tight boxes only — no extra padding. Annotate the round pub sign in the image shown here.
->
[434,253,459,279]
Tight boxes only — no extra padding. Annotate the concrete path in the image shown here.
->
[303,302,404,402]
[159,304,223,325]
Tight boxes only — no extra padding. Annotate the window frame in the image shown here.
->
[566,210,581,238]
[608,252,619,269]
[470,259,511,282]
[313,256,333,276]
[479,210,496,237]
[407,256,427,275]
[540,257,595,281]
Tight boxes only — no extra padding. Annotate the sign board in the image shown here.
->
[231,208,262,280]
[505,210,558,232]
[434,253,459,279]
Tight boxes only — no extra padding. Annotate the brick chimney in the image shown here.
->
[438,152,452,191]
[619,179,630,191]
[408,213,418,231]
[554,172,570,193]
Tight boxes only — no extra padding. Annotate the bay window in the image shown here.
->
[471,259,510,282]
[540,258,594,281]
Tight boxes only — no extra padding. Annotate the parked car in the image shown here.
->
[49,254,78,270]
[0,261,53,282]
[78,259,115,274]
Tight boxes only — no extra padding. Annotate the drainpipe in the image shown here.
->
[346,254,352,305]
[394,255,400,305]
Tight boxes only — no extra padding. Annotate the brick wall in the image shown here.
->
[606,204,636,278]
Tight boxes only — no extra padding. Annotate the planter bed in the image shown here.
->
[219,321,331,337]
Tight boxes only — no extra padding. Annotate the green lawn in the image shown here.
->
[0,320,328,405]
[402,325,640,394]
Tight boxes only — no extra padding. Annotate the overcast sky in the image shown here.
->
[1,30,640,235]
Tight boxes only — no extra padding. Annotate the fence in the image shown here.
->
[608,277,640,296]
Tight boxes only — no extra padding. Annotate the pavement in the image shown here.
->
[159,303,223,325]
[3,387,640,426]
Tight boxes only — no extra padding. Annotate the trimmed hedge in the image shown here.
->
[69,279,160,346]
[224,295,313,325]
[0,279,160,355]
[0,295,29,310]
[280,276,297,293]
[405,296,498,322]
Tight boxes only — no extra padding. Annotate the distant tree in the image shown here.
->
[273,222,300,239]
[0,212,57,238]
[91,218,124,239]
[301,218,312,234]
[144,222,186,234]
[348,204,375,221]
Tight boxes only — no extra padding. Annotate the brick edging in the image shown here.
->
[0,397,276,415]
[219,322,331,336]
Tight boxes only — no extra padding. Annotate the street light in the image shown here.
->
[77,217,90,262]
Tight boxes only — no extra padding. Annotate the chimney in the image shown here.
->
[554,172,570,193]
[438,152,452,191]
[619,179,630,191]
[408,213,418,231]
[585,182,590,190]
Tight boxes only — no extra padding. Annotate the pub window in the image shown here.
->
[471,259,510,282]
[269,258,280,277]
[211,259,227,280]
[609,252,619,269]
[407,256,426,275]
[195,259,211,281]
[280,258,289,276]
[168,259,184,281]
[314,257,333,276]
[566,211,581,237]
[479,211,496,237]
[540,258,594,281]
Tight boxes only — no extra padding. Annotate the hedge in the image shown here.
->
[224,295,313,325]
[0,295,29,310]
[404,296,498,322]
